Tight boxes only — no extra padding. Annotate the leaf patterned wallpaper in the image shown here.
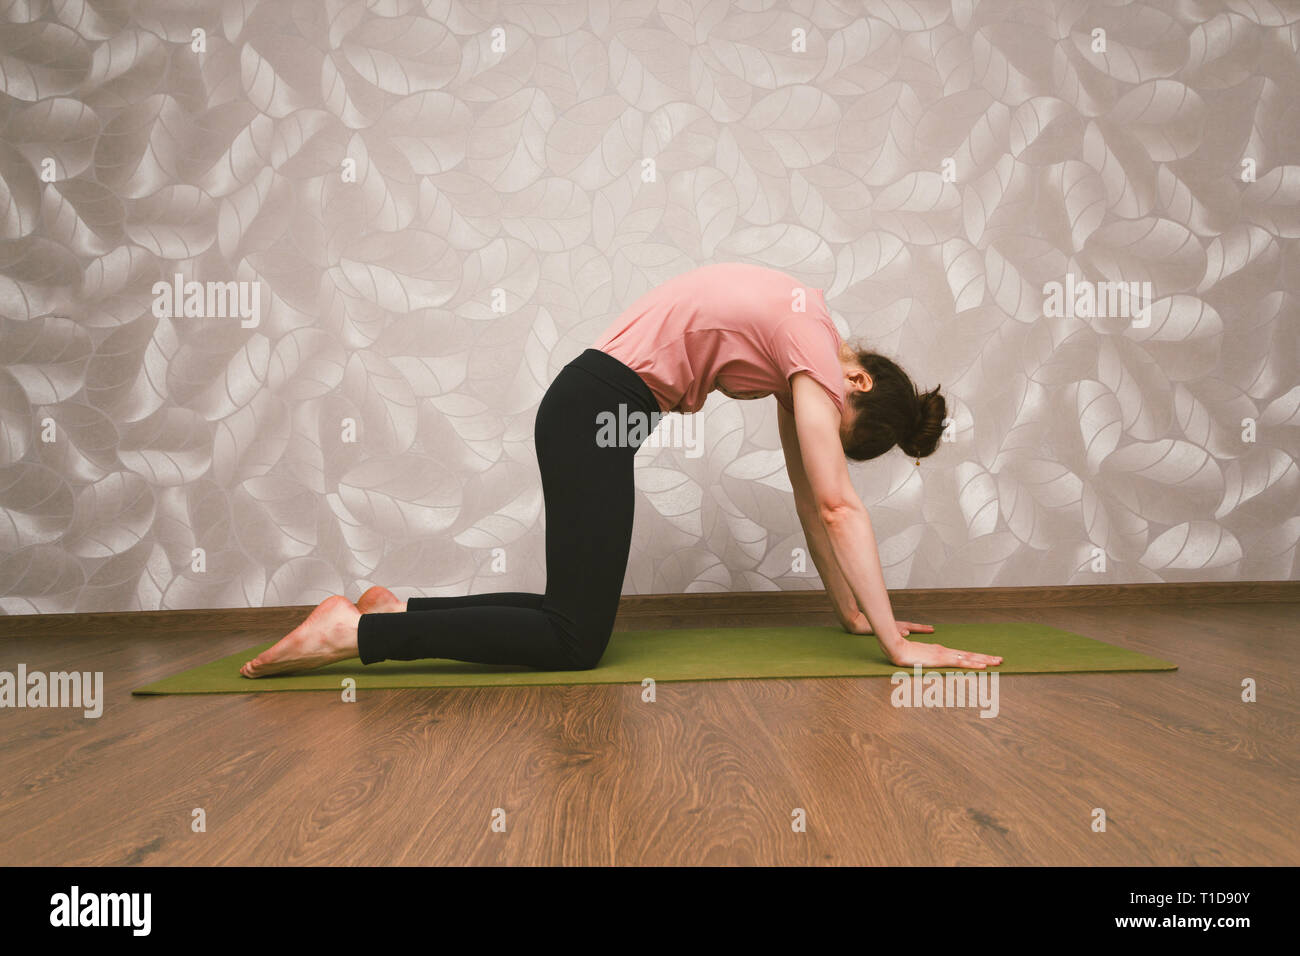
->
[1,0,1298,614]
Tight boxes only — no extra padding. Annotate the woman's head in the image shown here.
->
[839,344,946,462]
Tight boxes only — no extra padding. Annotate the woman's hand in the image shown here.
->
[841,610,935,638]
[888,639,1002,670]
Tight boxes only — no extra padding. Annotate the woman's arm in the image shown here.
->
[777,400,861,629]
[777,401,934,637]
[787,374,1001,670]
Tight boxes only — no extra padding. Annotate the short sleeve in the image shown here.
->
[773,315,844,415]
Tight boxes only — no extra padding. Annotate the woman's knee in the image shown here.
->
[539,592,618,671]
[565,639,609,670]
[555,624,612,671]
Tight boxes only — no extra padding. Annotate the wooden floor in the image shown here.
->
[0,600,1296,865]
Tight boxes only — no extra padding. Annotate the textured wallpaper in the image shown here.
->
[1,0,1298,614]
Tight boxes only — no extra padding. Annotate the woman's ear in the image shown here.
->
[845,365,873,395]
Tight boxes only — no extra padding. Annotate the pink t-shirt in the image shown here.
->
[592,262,845,416]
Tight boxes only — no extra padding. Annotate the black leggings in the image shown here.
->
[355,348,659,671]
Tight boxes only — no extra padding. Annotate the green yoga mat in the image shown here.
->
[132,622,1176,695]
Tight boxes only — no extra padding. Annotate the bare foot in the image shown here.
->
[240,595,361,678]
[356,585,406,614]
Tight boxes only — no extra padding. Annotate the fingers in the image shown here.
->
[948,648,1003,668]
[900,622,935,633]
[894,641,1003,669]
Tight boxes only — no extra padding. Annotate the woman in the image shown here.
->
[241,262,1002,678]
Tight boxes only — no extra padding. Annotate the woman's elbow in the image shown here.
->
[817,499,864,527]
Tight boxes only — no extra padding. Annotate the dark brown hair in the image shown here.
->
[842,347,946,462]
